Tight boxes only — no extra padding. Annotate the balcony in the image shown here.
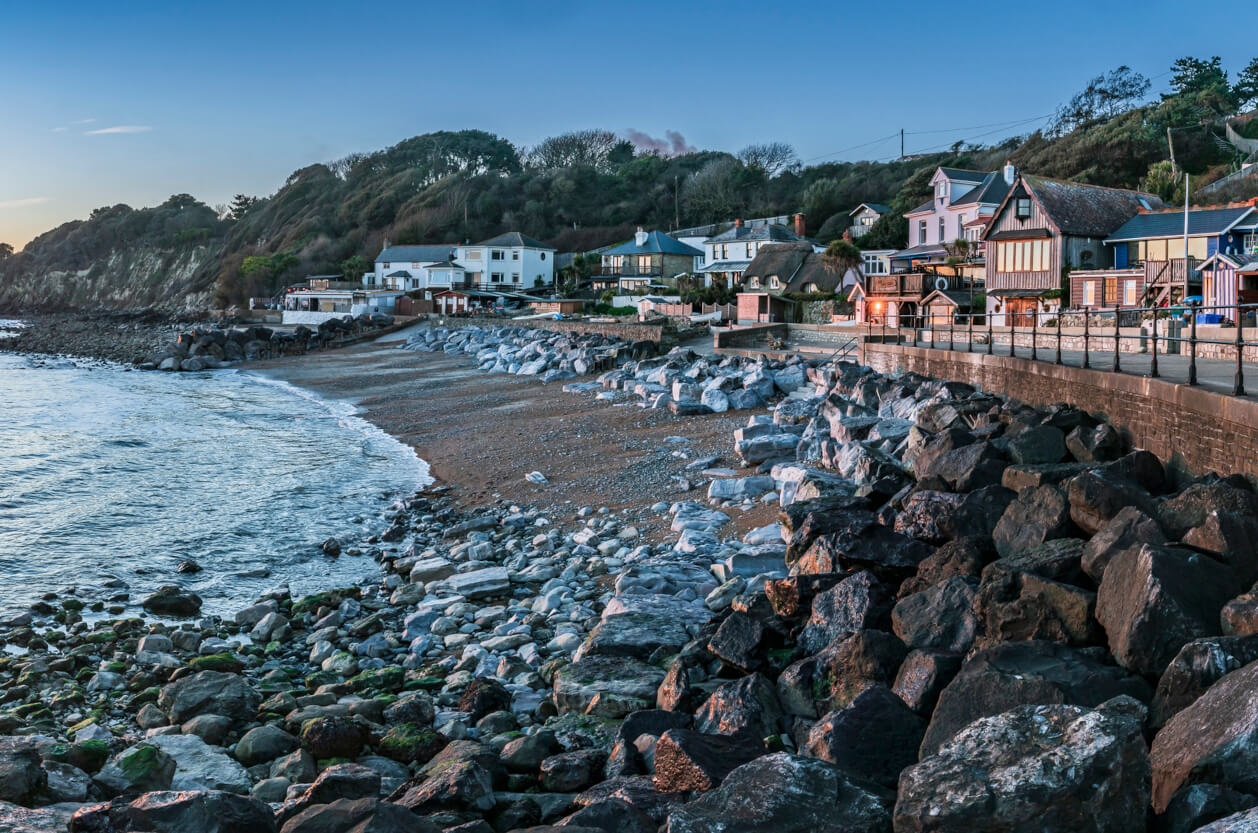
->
[599,264,661,277]
[849,224,871,238]
[1143,259,1197,286]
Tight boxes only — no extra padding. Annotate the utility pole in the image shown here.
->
[1167,127,1178,178]
[674,176,680,231]
[900,129,905,161]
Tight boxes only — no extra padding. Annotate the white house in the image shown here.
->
[698,216,812,287]
[893,167,1009,270]
[363,233,556,295]
[365,244,458,291]
[849,203,890,237]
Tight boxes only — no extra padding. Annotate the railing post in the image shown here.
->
[1188,307,1198,386]
[1031,306,1039,362]
[1112,305,1121,373]
[1082,309,1090,369]
[967,310,974,353]
[1055,308,1063,365]
[947,311,953,351]
[1235,302,1246,397]
[1149,310,1159,378]
[987,309,993,355]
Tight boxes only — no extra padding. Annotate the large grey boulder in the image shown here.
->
[664,752,893,833]
[0,738,45,805]
[147,734,251,793]
[891,576,978,654]
[802,684,927,789]
[158,671,260,724]
[1096,544,1240,676]
[69,790,276,833]
[1151,635,1258,729]
[895,698,1150,833]
[553,656,666,718]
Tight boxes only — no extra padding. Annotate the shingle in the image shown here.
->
[602,231,703,256]
[1105,206,1256,242]
[475,232,554,249]
[377,245,456,263]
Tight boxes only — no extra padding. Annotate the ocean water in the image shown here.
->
[0,350,430,618]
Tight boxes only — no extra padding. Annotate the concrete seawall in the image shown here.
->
[861,341,1258,484]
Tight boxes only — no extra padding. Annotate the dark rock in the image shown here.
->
[295,762,381,806]
[459,677,512,722]
[652,729,765,792]
[553,656,665,718]
[559,797,655,833]
[802,684,927,789]
[299,716,368,760]
[70,790,277,833]
[1103,449,1168,494]
[921,640,1152,757]
[390,759,495,814]
[282,798,437,833]
[1151,658,1258,813]
[1066,423,1121,462]
[235,725,299,766]
[894,485,1016,544]
[779,497,872,563]
[915,440,1008,493]
[580,612,692,662]
[663,752,893,833]
[574,775,682,825]
[707,612,771,672]
[693,673,784,739]
[500,731,558,773]
[539,748,606,792]
[0,737,45,804]
[896,699,1149,833]
[158,670,260,724]
[378,723,447,765]
[1160,482,1258,541]
[798,572,892,655]
[975,557,1098,647]
[1222,590,1258,637]
[656,660,697,713]
[891,577,978,653]
[141,585,203,616]
[1152,636,1258,729]
[797,512,933,582]
[1001,461,1092,492]
[93,743,176,796]
[1184,512,1258,586]
[1068,470,1157,536]
[1081,506,1166,582]
[1157,786,1258,833]
[892,649,963,715]
[1097,544,1240,676]
[777,630,906,719]
[764,574,847,619]
[993,484,1076,557]
[897,537,993,597]
[1007,424,1067,464]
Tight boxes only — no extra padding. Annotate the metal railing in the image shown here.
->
[865,300,1258,397]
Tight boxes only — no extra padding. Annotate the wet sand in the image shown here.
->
[248,325,779,542]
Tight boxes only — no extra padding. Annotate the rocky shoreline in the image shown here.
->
[2,328,1258,832]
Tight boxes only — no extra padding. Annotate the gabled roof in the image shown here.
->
[603,231,703,257]
[1200,251,1258,272]
[705,223,803,244]
[427,261,462,269]
[950,171,1012,208]
[985,175,1164,240]
[377,245,456,263]
[905,200,935,217]
[850,202,891,216]
[385,270,413,278]
[474,232,555,250]
[922,288,979,308]
[937,167,987,183]
[1104,206,1257,243]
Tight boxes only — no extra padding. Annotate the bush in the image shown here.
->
[589,303,636,316]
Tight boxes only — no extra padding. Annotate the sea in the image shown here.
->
[0,323,430,619]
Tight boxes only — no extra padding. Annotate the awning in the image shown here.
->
[698,260,752,273]
[986,228,1051,241]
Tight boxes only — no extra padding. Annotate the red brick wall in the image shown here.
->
[861,342,1258,484]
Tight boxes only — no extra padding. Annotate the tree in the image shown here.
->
[682,157,748,221]
[341,254,371,282]
[1140,160,1184,204]
[229,194,258,220]
[1234,58,1258,111]
[0,242,12,260]
[736,142,798,177]
[1052,66,1151,134]
[527,130,620,172]
[822,239,863,283]
[800,179,843,233]
[1171,56,1229,96]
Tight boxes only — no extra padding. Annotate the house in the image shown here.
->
[282,285,407,324]
[669,215,794,254]
[1198,253,1258,320]
[739,242,860,294]
[849,203,890,237]
[848,272,963,327]
[982,169,1162,325]
[1074,204,1258,308]
[736,292,795,325]
[861,249,896,278]
[366,233,556,295]
[595,229,703,293]
[921,288,982,326]
[698,215,811,287]
[893,167,1010,270]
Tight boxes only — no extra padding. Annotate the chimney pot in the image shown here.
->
[794,213,806,238]
[1002,161,1016,186]
[735,219,744,228]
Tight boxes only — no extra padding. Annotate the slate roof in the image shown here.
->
[475,232,554,249]
[851,203,891,216]
[385,270,413,278]
[705,223,803,244]
[698,259,754,273]
[377,245,456,263]
[938,167,988,183]
[891,243,948,259]
[922,289,980,307]
[603,231,703,257]
[905,200,935,216]
[1022,177,1165,238]
[950,171,1012,207]
[1105,206,1257,242]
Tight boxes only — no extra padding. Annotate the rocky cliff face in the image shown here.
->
[0,243,218,313]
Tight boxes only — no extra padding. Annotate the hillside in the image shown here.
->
[2,59,1255,312]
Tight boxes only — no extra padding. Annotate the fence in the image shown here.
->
[873,301,1258,397]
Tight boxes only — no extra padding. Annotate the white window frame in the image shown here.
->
[491,250,505,261]
[1083,281,1096,306]
[1123,280,1138,306]
[491,272,504,283]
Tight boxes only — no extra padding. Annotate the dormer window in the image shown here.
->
[936,181,947,201]
[1015,198,1032,220]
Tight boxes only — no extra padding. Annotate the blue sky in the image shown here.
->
[0,0,1252,248]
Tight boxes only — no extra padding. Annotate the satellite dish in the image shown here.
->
[934,276,950,291]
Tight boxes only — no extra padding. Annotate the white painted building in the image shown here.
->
[363,233,556,295]
[365,245,458,291]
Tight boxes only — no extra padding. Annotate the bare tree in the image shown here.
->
[736,142,798,177]
[526,130,620,172]
[1051,66,1151,135]
[683,158,746,221]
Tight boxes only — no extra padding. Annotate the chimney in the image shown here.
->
[734,218,744,228]
[794,213,806,238]
[634,227,648,247]
[1003,161,1016,186]
[383,238,391,250]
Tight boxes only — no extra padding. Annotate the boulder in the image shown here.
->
[458,678,512,722]
[540,749,606,793]
[390,759,495,814]
[914,440,1008,493]
[94,744,176,796]
[1157,784,1258,833]
[1189,806,1258,833]
[158,671,260,724]
[279,797,435,833]
[1096,544,1240,676]
[554,656,667,718]
[1066,423,1121,462]
[300,716,368,760]
[894,486,1015,544]
[652,729,765,792]
[0,738,45,804]
[693,673,785,739]
[891,577,978,654]
[1007,424,1067,464]
[797,572,892,655]
[70,791,276,833]
[707,612,772,673]
[892,649,963,715]
[777,630,906,719]
[1151,658,1258,812]
[897,537,993,597]
[1067,470,1156,536]
[1160,482,1258,541]
[1184,511,1258,586]
[1222,589,1258,637]
[974,556,1098,647]
[796,511,933,581]
[992,484,1076,557]
[1081,506,1166,582]
[235,725,300,766]
[147,733,251,793]
[580,612,693,663]
[802,684,927,789]
[1152,636,1258,729]
[895,698,1150,833]
[921,640,1151,757]
[663,752,893,833]
[142,585,203,616]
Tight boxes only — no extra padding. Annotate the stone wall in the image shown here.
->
[433,315,674,345]
[861,341,1258,484]
[713,324,788,349]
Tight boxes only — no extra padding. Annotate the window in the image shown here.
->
[491,272,503,283]
[609,255,623,271]
[491,250,505,261]
[1147,239,1168,261]
[747,243,757,258]
[939,218,946,243]
[936,181,947,201]
[637,255,652,272]
[718,244,729,259]
[863,253,887,275]
[1083,281,1096,305]
[918,221,927,245]
[998,239,1049,273]
[804,282,819,292]
[511,251,519,260]
[382,262,390,269]
[1123,280,1138,306]
[769,276,780,289]
[957,215,965,240]
[749,276,761,288]
[465,249,482,260]
[511,273,520,283]
[1246,233,1258,253]
[1015,198,1032,219]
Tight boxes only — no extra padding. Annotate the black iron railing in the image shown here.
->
[866,301,1258,397]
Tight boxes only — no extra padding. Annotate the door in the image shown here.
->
[1007,298,1036,326]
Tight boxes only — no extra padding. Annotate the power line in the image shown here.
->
[801,133,901,164]
[904,115,1054,136]
[804,114,1055,164]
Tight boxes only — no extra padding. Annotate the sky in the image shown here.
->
[0,0,1253,249]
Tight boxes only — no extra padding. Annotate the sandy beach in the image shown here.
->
[247,324,779,544]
